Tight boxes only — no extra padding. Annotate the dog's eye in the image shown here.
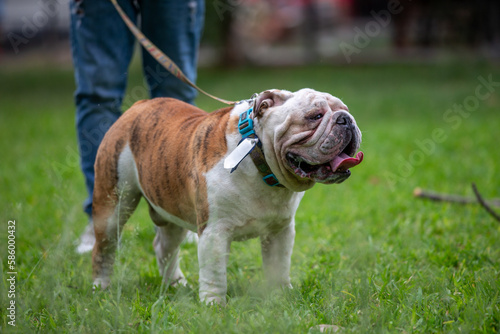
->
[309,113,323,121]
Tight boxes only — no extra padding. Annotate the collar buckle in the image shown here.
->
[238,107,255,139]
[263,174,281,187]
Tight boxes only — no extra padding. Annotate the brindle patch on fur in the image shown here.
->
[97,98,233,231]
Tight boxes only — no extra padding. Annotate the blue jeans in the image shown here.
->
[70,0,204,217]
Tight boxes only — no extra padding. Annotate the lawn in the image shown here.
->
[1,60,499,333]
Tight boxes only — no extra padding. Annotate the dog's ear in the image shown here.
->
[254,90,291,117]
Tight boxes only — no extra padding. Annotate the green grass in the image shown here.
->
[1,60,499,333]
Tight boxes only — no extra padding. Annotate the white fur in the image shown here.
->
[196,99,304,303]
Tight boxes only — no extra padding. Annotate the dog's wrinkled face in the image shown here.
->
[253,88,363,191]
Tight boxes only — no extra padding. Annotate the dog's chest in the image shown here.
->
[206,166,304,240]
[221,195,302,240]
[230,214,293,241]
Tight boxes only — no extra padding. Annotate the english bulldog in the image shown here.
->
[91,88,363,304]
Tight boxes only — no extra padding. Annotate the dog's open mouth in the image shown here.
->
[286,150,363,183]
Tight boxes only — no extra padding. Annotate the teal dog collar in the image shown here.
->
[236,106,283,188]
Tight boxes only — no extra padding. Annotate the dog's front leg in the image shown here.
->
[198,223,231,305]
[260,221,296,289]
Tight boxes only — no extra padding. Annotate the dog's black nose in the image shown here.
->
[335,112,351,126]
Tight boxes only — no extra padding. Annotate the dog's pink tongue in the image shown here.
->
[331,151,364,172]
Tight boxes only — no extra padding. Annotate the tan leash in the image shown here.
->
[110,0,285,187]
[110,0,236,105]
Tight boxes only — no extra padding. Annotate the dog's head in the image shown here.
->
[252,88,363,191]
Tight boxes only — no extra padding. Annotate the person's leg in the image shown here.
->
[140,0,205,103]
[70,0,137,252]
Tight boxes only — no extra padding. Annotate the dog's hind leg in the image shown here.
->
[92,144,141,290]
[92,181,141,290]
[149,207,189,287]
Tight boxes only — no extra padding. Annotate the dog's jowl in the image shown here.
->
[91,89,363,304]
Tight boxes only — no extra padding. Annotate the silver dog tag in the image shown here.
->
[224,137,259,172]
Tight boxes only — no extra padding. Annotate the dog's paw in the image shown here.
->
[93,277,110,292]
[200,292,226,306]
[205,296,226,307]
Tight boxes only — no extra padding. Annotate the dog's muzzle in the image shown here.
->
[286,111,363,184]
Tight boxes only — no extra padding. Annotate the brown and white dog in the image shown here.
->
[91,88,363,304]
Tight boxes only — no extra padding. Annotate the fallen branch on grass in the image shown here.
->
[414,187,477,205]
[414,187,500,208]
[414,185,500,223]
[471,183,500,223]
